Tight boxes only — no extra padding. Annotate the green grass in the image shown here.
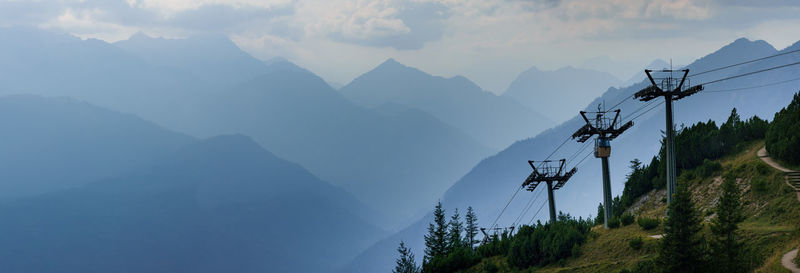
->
[467,141,800,273]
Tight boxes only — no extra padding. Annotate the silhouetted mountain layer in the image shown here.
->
[0,28,492,229]
[340,59,554,149]
[0,95,194,200]
[190,68,492,227]
[0,134,385,273]
[502,66,621,123]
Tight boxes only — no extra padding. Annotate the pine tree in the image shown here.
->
[766,91,800,165]
[393,241,421,273]
[720,108,743,153]
[627,159,642,179]
[710,178,745,273]
[658,181,707,272]
[424,202,449,262]
[448,208,464,251]
[465,206,478,248]
[595,203,604,224]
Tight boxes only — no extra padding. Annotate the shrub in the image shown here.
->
[630,259,658,273]
[607,216,620,228]
[751,178,768,193]
[571,243,582,258]
[483,262,498,273]
[425,247,480,273]
[506,216,592,269]
[679,170,696,181]
[629,237,643,250]
[637,217,659,230]
[698,159,722,177]
[620,212,635,226]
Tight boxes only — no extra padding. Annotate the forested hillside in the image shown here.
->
[393,93,800,273]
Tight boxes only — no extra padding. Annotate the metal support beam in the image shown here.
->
[665,95,676,206]
[522,159,576,225]
[546,181,556,224]
[601,156,612,228]
[572,106,633,228]
[634,69,702,213]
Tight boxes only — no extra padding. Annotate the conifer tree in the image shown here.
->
[595,203,604,224]
[766,91,800,165]
[393,241,421,273]
[658,181,706,272]
[448,208,464,251]
[424,202,449,262]
[465,206,478,248]
[710,178,745,273]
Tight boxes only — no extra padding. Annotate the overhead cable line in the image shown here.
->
[698,60,800,86]
[689,48,800,77]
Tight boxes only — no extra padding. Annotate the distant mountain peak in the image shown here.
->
[357,58,428,80]
[128,31,154,41]
[647,59,670,70]
[687,37,777,73]
[719,37,775,54]
[377,58,406,69]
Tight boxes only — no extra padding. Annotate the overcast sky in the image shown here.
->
[3,0,800,93]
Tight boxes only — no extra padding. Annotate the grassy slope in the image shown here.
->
[468,141,800,273]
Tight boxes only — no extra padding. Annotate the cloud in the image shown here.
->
[1,0,294,41]
[164,4,294,33]
[0,0,799,92]
[303,0,449,50]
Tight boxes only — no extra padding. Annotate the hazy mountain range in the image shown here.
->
[0,96,384,272]
[0,27,499,228]
[340,58,554,149]
[0,25,797,273]
[502,66,621,123]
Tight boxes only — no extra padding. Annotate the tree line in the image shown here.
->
[608,106,770,224]
[393,203,480,273]
[394,203,593,272]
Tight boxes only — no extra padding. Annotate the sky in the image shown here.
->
[2,0,800,93]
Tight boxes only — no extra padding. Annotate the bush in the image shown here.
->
[751,178,768,193]
[620,213,635,226]
[506,215,592,269]
[630,259,658,273]
[698,159,722,177]
[607,216,620,228]
[483,262,498,273]
[637,217,659,230]
[425,247,480,273]
[629,237,643,250]
[571,243,582,258]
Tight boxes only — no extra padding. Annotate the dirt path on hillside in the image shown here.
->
[782,249,800,273]
[757,147,800,273]
[758,147,800,202]
[758,147,796,172]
